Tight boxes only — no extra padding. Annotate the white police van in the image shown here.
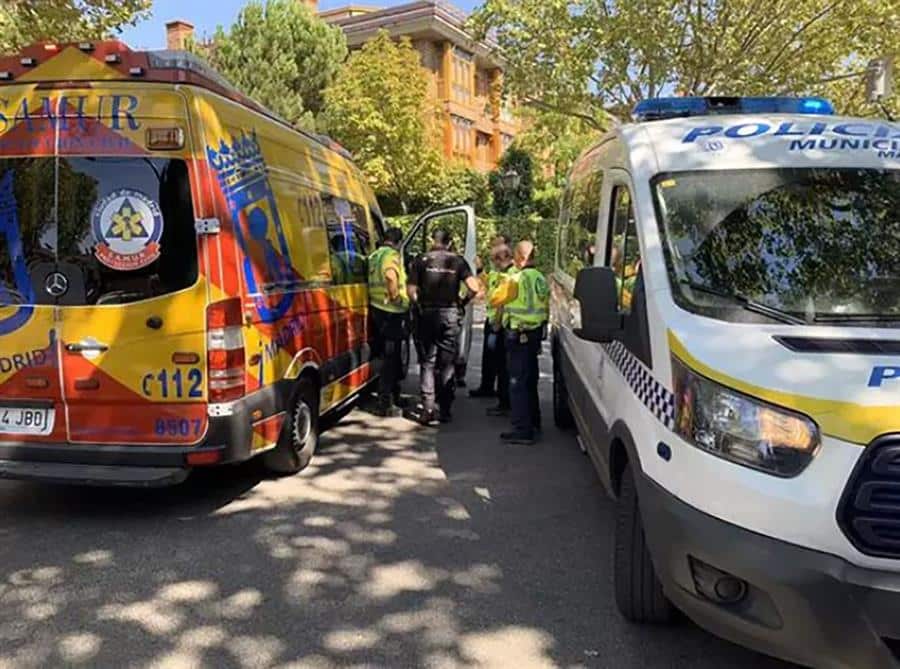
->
[550,96,900,669]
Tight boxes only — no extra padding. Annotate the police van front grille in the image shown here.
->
[839,438,900,558]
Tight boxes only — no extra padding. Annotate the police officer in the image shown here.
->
[490,240,549,445]
[407,229,482,425]
[368,227,409,417]
[483,245,517,418]
[470,234,513,399]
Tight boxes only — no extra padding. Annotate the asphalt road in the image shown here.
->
[0,328,793,668]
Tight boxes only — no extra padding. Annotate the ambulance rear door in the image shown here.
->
[13,85,211,446]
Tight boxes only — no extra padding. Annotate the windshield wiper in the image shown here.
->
[678,280,808,325]
[814,313,900,324]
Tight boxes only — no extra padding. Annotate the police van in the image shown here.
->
[550,96,900,668]
[0,40,476,487]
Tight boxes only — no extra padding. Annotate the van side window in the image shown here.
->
[558,168,603,278]
[371,209,386,244]
[323,195,369,285]
[608,186,641,313]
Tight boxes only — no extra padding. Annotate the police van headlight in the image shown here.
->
[672,358,820,477]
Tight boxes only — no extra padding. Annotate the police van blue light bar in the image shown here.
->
[632,96,835,122]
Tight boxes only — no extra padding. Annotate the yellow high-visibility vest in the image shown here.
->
[503,267,550,331]
[367,246,409,313]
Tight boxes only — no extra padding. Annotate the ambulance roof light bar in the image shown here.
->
[632,96,835,122]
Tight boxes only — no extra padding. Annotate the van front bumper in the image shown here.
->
[638,471,900,669]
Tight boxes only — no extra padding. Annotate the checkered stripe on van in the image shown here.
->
[603,341,676,430]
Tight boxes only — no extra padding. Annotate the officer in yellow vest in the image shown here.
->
[368,227,409,416]
[489,240,550,445]
[481,245,517,417]
[470,234,513,399]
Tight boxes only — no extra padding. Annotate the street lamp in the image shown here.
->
[500,169,521,191]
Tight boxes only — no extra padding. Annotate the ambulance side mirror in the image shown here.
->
[573,267,623,343]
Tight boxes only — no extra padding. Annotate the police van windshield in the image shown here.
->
[653,168,900,325]
[0,157,197,307]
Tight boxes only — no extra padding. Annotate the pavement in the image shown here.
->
[0,327,793,668]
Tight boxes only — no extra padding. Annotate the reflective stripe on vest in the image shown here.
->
[368,246,409,313]
[504,267,550,331]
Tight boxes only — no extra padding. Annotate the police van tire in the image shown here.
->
[614,462,675,624]
[263,378,319,476]
[552,352,575,429]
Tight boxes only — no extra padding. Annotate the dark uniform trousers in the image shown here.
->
[418,307,462,413]
[506,327,542,436]
[372,307,406,402]
[484,321,510,408]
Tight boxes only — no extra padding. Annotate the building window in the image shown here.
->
[476,131,492,164]
[451,47,473,104]
[475,71,491,98]
[451,115,474,158]
[501,133,514,151]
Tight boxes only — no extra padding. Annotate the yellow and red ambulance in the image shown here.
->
[0,41,481,486]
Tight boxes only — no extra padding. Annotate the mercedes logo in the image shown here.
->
[45,271,69,297]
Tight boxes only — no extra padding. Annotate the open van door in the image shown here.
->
[400,205,478,378]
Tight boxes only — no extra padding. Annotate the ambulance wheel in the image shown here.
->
[614,462,675,624]
[552,350,575,429]
[263,378,319,476]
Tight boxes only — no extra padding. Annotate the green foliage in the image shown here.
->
[475,214,558,275]
[0,0,150,53]
[383,212,558,275]
[199,0,347,129]
[431,164,491,212]
[471,0,900,123]
[489,147,535,216]
[515,108,600,187]
[323,32,444,212]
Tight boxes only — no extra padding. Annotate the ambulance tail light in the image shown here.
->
[206,298,245,403]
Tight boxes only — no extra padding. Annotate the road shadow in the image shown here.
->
[0,320,793,668]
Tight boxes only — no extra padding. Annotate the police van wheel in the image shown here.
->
[614,462,675,624]
[552,352,575,429]
[263,378,319,476]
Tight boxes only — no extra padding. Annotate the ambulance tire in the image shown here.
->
[263,378,319,476]
[614,462,675,624]
[552,349,575,429]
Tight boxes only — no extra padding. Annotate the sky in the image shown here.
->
[120,0,481,49]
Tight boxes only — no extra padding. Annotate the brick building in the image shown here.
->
[166,0,519,172]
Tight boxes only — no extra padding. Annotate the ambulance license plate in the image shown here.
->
[0,407,54,436]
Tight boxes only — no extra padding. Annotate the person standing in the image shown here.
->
[407,230,482,425]
[470,234,513,399]
[482,246,516,418]
[490,240,550,445]
[368,227,409,417]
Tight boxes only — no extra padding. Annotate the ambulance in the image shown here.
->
[550,96,900,668]
[0,41,476,487]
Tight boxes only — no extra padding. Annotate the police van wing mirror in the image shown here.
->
[573,267,623,343]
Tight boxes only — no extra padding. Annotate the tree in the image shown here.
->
[470,0,900,124]
[199,0,347,129]
[1,0,150,53]
[489,146,535,217]
[323,32,444,212]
